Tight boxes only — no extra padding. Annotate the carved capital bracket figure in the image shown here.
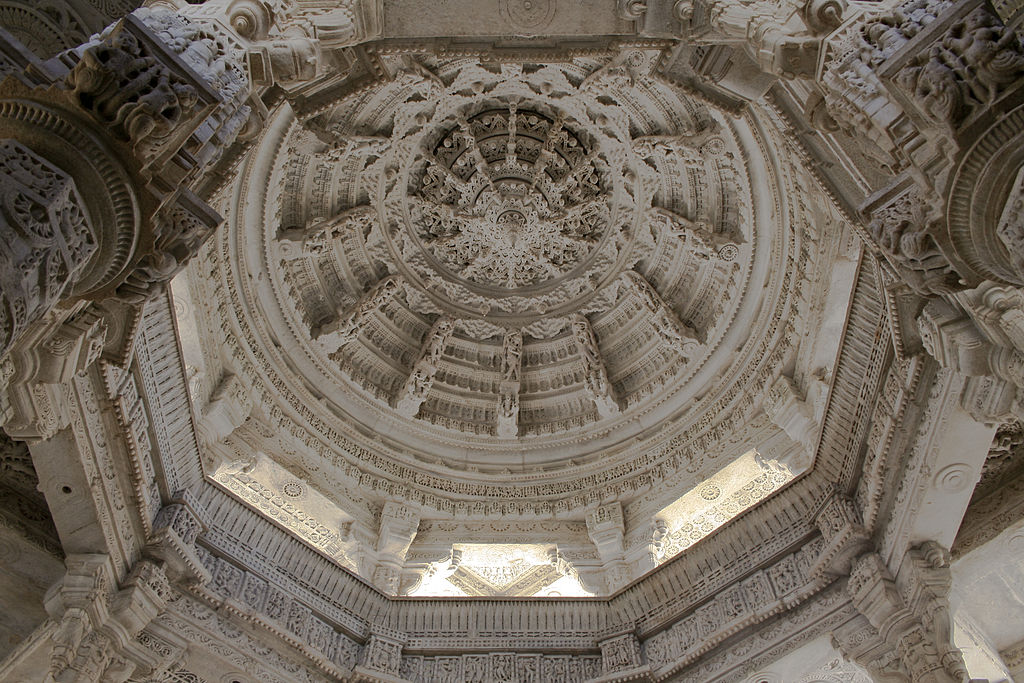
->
[646,206,741,263]
[315,275,402,353]
[19,553,178,683]
[0,3,260,430]
[496,328,522,438]
[586,502,632,592]
[836,542,968,683]
[764,374,820,469]
[148,494,212,588]
[669,0,846,80]
[372,501,420,594]
[394,316,455,419]
[813,491,872,576]
[918,298,1024,421]
[570,314,622,419]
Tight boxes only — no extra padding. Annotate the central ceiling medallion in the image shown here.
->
[411,105,608,290]
[382,98,637,322]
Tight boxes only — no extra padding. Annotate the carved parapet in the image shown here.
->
[597,631,649,680]
[355,633,404,680]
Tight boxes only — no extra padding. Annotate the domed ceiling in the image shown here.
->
[177,48,854,594]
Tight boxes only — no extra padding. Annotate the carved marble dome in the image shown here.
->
[7,0,1024,678]
[179,47,848,558]
[188,51,808,484]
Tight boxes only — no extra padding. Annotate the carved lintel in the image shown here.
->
[356,633,404,680]
[598,632,647,677]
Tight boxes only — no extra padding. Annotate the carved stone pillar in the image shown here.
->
[818,0,1024,294]
[1,553,177,683]
[838,543,968,683]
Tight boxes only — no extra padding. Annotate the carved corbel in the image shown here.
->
[314,276,402,352]
[1,312,107,440]
[393,316,455,419]
[570,314,622,419]
[147,494,211,587]
[197,373,253,444]
[620,270,702,356]
[919,298,1024,420]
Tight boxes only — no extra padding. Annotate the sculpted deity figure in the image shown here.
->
[394,316,455,418]
[570,314,621,418]
[501,329,523,383]
[497,389,519,437]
